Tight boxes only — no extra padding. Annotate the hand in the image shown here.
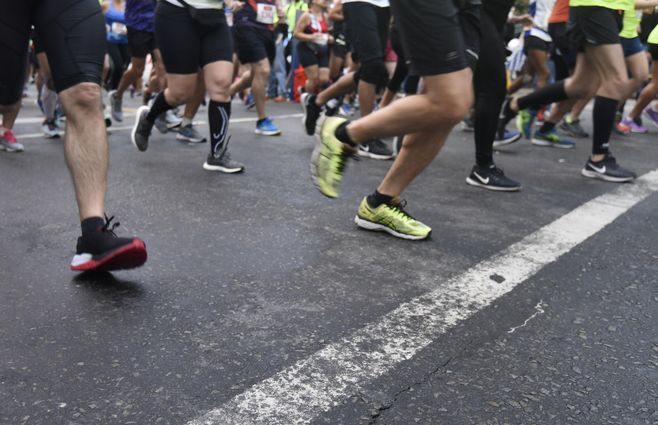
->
[514,14,534,26]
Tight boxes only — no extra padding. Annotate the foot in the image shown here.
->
[302,93,322,136]
[311,116,352,198]
[0,130,24,152]
[245,94,255,110]
[70,215,147,271]
[581,154,636,183]
[620,117,648,134]
[354,197,431,240]
[516,109,536,139]
[532,128,575,149]
[461,115,475,132]
[108,90,123,122]
[465,164,521,192]
[358,139,394,160]
[643,106,658,129]
[42,119,64,138]
[177,124,207,143]
[492,130,522,149]
[131,105,153,152]
[339,102,354,117]
[559,118,589,138]
[255,117,282,136]
[273,95,286,103]
[203,150,244,173]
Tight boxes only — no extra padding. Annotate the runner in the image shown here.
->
[294,0,332,95]
[311,0,475,240]
[229,0,286,136]
[32,32,65,139]
[498,0,638,182]
[131,0,244,174]
[624,21,658,131]
[0,0,147,270]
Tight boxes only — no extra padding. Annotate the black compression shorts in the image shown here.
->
[0,0,105,104]
[127,27,156,58]
[390,0,469,76]
[298,42,330,68]
[155,2,233,75]
[234,24,275,65]
[343,2,390,67]
[649,43,658,61]
[524,34,551,52]
[567,6,623,51]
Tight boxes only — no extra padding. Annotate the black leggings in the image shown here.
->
[106,42,130,90]
[473,10,507,167]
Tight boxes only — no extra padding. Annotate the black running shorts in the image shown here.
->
[649,43,658,61]
[343,2,390,67]
[524,34,551,52]
[298,42,330,68]
[127,27,155,58]
[155,2,233,75]
[390,0,469,76]
[567,6,623,51]
[0,0,105,104]
[234,24,275,64]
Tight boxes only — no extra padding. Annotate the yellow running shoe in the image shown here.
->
[354,197,432,240]
[311,116,351,198]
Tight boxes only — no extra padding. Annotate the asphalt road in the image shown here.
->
[1,90,657,425]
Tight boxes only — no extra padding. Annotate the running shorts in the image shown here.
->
[233,24,275,64]
[649,43,658,61]
[298,42,330,68]
[0,0,105,104]
[331,31,350,59]
[620,36,645,57]
[390,0,469,76]
[343,2,390,66]
[548,22,577,76]
[127,27,156,58]
[567,6,623,51]
[155,2,233,75]
[524,34,552,52]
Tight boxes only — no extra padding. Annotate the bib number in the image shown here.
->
[111,22,127,36]
[256,3,275,24]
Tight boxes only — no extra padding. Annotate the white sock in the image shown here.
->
[41,86,58,121]
[181,117,192,127]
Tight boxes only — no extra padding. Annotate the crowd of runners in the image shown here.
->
[1,0,658,271]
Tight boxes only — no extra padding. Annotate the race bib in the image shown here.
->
[111,22,127,36]
[256,3,275,24]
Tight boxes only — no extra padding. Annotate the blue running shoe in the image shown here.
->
[255,117,282,136]
[492,130,522,149]
[516,109,536,139]
[531,128,575,149]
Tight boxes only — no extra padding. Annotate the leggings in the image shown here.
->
[473,10,507,167]
[106,42,130,90]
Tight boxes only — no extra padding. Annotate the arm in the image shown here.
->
[275,0,286,22]
[329,0,344,22]
[635,0,658,8]
[293,13,320,42]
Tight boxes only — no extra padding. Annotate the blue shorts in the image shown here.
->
[621,36,645,58]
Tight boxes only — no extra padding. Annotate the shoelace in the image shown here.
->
[388,200,415,221]
[102,214,120,237]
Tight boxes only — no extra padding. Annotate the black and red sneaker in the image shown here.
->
[70,215,147,272]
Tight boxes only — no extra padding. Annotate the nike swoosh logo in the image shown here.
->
[474,171,489,184]
[590,164,606,174]
[213,133,222,140]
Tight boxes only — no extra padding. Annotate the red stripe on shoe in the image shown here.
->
[70,239,147,272]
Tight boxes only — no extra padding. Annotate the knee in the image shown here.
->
[207,77,232,100]
[254,63,270,79]
[358,60,389,91]
[63,83,102,112]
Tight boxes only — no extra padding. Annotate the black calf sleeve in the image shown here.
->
[517,80,568,111]
[146,91,174,122]
[592,96,617,155]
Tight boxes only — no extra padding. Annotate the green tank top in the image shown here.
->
[649,24,658,44]
[569,0,631,11]
[620,7,641,38]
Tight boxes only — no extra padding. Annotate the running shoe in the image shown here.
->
[70,215,147,272]
[559,117,589,138]
[644,106,658,129]
[255,117,282,136]
[492,130,522,149]
[42,119,64,138]
[354,197,431,240]
[465,164,521,192]
[302,93,323,135]
[532,128,575,149]
[108,90,123,122]
[131,105,153,152]
[516,109,536,139]
[273,95,286,103]
[619,117,647,134]
[358,139,394,160]
[581,154,636,183]
[325,98,341,116]
[339,102,354,117]
[177,124,207,143]
[203,150,244,173]
[311,116,352,198]
[245,94,255,111]
[461,114,475,132]
[614,121,630,135]
[0,130,24,152]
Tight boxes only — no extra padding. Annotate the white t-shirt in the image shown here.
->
[164,0,223,9]
[342,0,390,7]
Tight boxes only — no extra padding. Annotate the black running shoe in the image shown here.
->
[358,139,394,160]
[465,164,521,192]
[131,105,153,152]
[581,154,636,183]
[302,93,322,135]
[203,150,245,173]
[70,215,147,271]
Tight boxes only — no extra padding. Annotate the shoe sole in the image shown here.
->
[254,129,282,136]
[177,136,207,143]
[357,150,394,160]
[354,216,430,241]
[0,144,24,153]
[531,138,574,149]
[70,239,147,272]
[492,133,522,148]
[581,168,635,183]
[131,106,150,152]
[465,177,521,192]
[202,162,244,173]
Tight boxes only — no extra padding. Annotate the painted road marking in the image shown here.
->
[14,114,303,140]
[188,170,658,425]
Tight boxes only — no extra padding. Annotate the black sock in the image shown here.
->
[517,81,568,111]
[367,190,393,208]
[146,91,174,122]
[539,121,556,133]
[81,216,105,237]
[592,95,618,155]
[335,122,356,146]
[209,100,231,158]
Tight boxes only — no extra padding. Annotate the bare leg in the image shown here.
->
[0,102,21,129]
[183,72,206,121]
[116,57,146,99]
[627,60,658,120]
[316,71,356,105]
[357,79,376,118]
[250,58,270,120]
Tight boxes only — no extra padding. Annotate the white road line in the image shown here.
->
[14,114,303,140]
[188,170,658,425]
